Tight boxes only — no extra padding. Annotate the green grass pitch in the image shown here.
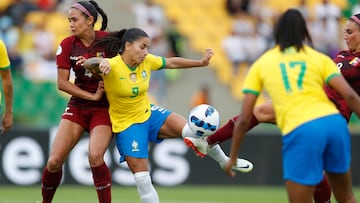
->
[0,185,359,203]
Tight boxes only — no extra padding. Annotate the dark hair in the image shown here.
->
[74,1,108,31]
[349,14,360,30]
[93,28,149,57]
[274,9,313,52]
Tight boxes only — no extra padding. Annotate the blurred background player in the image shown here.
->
[223,9,359,203]
[0,39,13,135]
[40,1,113,203]
[190,81,211,108]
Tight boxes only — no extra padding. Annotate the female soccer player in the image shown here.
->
[41,1,112,203]
[0,39,13,135]
[224,9,359,203]
[186,12,360,203]
[83,27,252,203]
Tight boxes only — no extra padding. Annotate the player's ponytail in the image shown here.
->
[89,0,108,31]
[93,29,127,57]
[93,28,149,57]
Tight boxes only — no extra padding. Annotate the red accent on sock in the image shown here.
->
[41,167,62,203]
[313,176,331,203]
[91,163,112,203]
[207,114,259,145]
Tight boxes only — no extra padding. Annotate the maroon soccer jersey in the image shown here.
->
[56,31,109,108]
[324,50,360,121]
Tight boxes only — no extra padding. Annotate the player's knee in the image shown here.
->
[46,157,64,172]
[88,150,105,167]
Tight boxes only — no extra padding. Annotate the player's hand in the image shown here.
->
[1,112,13,135]
[76,56,86,66]
[224,158,236,177]
[200,48,214,66]
[93,81,105,101]
[99,59,111,75]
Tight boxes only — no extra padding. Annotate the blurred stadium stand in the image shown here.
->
[2,0,360,129]
[153,0,350,100]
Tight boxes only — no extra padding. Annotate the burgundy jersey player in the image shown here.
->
[56,30,109,108]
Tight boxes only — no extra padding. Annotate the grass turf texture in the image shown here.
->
[0,185,359,203]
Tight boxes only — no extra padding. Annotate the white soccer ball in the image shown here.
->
[187,104,220,137]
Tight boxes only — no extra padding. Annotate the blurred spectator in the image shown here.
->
[0,10,22,74]
[191,82,211,108]
[148,32,170,106]
[22,15,57,81]
[296,0,310,20]
[5,0,39,27]
[309,17,339,57]
[310,0,341,57]
[166,19,185,57]
[0,9,13,44]
[132,0,165,27]
[222,28,246,76]
[32,18,55,61]
[314,0,341,21]
[253,14,274,50]
[225,0,249,16]
[36,0,58,11]
[243,28,267,64]
[141,17,163,40]
[231,9,254,36]
[247,0,275,22]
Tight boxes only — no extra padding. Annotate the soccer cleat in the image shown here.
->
[184,137,208,158]
[230,158,254,173]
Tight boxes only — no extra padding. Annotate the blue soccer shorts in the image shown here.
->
[282,114,351,185]
[115,104,171,163]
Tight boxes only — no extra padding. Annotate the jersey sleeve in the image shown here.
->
[322,56,341,85]
[0,40,10,69]
[56,37,72,70]
[242,62,262,96]
[146,54,166,70]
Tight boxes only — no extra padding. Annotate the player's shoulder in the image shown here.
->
[95,30,108,38]
[333,50,354,59]
[60,35,77,46]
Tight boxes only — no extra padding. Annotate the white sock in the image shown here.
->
[182,123,198,138]
[133,171,159,203]
[207,144,229,168]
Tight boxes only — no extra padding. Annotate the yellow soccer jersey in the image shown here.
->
[0,40,10,69]
[103,53,165,132]
[243,45,340,135]
[0,40,10,102]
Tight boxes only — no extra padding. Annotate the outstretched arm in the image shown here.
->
[165,48,214,69]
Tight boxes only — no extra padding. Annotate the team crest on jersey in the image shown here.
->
[141,70,147,79]
[349,57,360,67]
[56,45,62,56]
[96,52,103,57]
